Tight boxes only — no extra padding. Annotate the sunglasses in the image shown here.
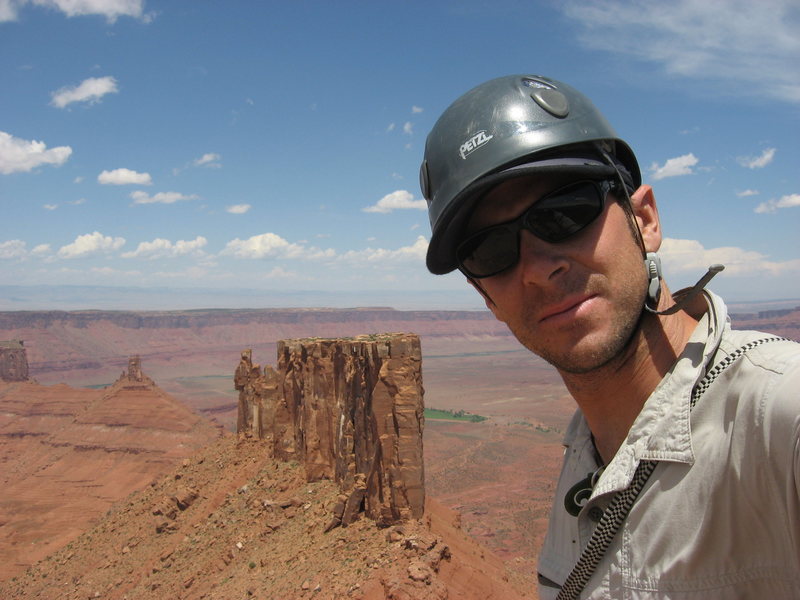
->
[456,179,618,279]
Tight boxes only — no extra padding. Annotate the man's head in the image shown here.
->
[420,75,662,374]
[420,74,641,276]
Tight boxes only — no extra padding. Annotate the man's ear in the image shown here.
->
[629,185,662,253]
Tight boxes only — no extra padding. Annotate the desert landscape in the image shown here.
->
[0,303,798,598]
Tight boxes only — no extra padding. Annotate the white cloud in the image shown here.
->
[98,167,152,185]
[649,153,698,180]
[340,236,428,265]
[403,121,413,135]
[122,236,207,259]
[263,266,300,280]
[736,189,759,197]
[0,239,52,262]
[660,237,800,276]
[43,203,57,210]
[737,147,776,169]
[0,240,27,259]
[411,106,423,114]
[1,0,149,23]
[226,204,251,214]
[754,193,800,214]
[130,190,198,204]
[73,176,83,183]
[221,232,335,261]
[50,76,118,108]
[387,123,396,132]
[222,233,295,259]
[57,231,125,259]
[561,0,800,104]
[0,0,22,21]
[363,190,426,213]
[193,152,222,168]
[0,130,72,174]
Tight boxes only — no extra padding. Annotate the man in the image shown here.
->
[420,74,800,598]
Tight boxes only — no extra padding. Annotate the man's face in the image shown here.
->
[464,174,652,375]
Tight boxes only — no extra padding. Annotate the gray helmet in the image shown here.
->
[420,74,641,275]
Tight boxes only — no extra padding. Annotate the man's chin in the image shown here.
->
[525,325,639,375]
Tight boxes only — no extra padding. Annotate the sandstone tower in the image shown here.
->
[0,340,29,382]
[235,333,425,527]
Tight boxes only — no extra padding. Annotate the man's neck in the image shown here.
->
[559,289,703,464]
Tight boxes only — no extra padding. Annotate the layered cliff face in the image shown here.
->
[0,340,28,382]
[235,333,425,528]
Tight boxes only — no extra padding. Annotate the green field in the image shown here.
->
[424,407,487,423]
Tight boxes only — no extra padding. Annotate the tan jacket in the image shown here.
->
[538,292,800,598]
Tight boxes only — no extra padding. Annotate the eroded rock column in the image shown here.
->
[236,333,425,525]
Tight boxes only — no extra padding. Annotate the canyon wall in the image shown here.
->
[235,333,425,527]
[0,340,28,382]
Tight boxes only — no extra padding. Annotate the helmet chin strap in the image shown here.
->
[643,251,725,315]
[593,145,726,318]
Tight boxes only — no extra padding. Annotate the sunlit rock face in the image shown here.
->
[235,333,425,526]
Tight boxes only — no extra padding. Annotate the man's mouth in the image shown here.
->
[539,294,597,324]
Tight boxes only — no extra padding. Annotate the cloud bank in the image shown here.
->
[122,236,207,259]
[57,231,126,259]
[0,131,72,174]
[561,0,800,104]
[1,0,149,23]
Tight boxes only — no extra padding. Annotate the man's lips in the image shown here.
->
[538,295,597,323]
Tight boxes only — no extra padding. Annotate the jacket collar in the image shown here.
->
[572,291,729,497]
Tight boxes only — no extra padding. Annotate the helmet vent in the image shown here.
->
[531,88,569,118]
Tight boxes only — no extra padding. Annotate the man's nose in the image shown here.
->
[517,229,569,286]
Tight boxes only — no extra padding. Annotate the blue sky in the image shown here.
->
[1,0,798,310]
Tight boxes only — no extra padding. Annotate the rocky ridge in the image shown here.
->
[0,434,531,600]
[0,359,221,580]
[0,308,509,384]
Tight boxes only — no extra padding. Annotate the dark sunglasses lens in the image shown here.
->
[526,182,604,242]
[458,225,518,278]
[457,181,608,278]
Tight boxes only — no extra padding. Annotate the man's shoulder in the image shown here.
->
[715,329,800,439]
[720,328,800,375]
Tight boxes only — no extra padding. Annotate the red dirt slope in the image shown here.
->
[0,435,536,600]
[0,377,221,580]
